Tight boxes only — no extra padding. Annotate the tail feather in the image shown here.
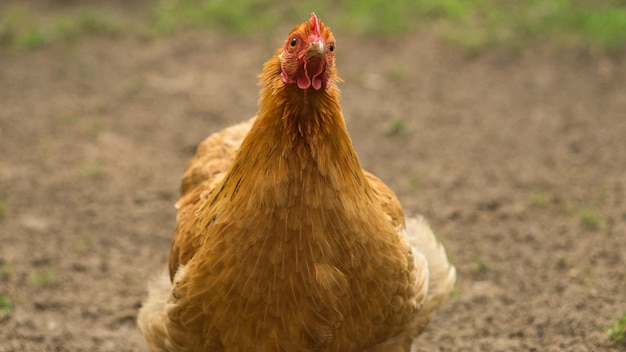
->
[137,271,173,352]
[405,215,456,317]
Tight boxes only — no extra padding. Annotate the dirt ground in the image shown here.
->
[1,9,626,352]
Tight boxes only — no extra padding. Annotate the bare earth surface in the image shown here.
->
[1,13,626,352]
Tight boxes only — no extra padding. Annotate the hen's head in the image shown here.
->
[279,13,336,91]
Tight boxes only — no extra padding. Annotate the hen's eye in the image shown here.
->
[289,37,297,48]
[329,43,335,52]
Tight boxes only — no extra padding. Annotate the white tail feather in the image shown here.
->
[404,216,456,319]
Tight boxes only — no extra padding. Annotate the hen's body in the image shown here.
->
[138,13,455,352]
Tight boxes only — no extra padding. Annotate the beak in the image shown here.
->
[306,40,325,57]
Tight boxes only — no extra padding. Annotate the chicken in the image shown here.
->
[138,13,456,352]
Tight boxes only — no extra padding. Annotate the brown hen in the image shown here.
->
[138,13,456,352]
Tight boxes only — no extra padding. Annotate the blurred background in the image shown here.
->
[1,0,625,351]
[1,0,626,52]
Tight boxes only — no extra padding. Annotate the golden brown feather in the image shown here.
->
[138,13,455,352]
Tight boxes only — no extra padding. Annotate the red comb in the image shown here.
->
[309,12,321,37]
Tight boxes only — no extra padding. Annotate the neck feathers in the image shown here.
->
[253,55,363,183]
[209,54,370,217]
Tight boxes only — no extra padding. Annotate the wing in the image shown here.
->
[365,172,456,351]
[364,170,405,231]
[139,118,255,351]
[169,117,255,280]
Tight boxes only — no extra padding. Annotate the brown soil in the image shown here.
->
[1,11,626,352]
